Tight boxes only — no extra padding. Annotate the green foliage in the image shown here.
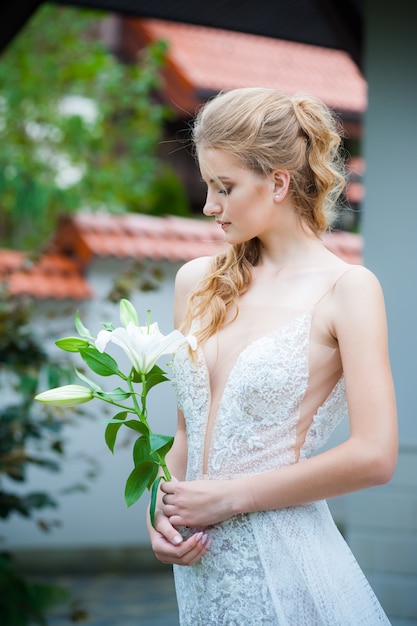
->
[0,552,70,626]
[0,291,89,623]
[0,4,190,250]
[0,289,93,524]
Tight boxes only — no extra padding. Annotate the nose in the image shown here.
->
[203,195,223,218]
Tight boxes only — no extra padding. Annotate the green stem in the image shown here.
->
[92,394,134,412]
[127,374,146,422]
[157,456,172,481]
[140,373,147,417]
[127,371,172,482]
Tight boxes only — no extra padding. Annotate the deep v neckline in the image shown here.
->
[200,308,313,397]
[199,308,313,476]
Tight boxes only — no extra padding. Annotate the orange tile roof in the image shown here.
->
[0,250,92,300]
[53,213,226,267]
[128,18,366,116]
[1,213,363,300]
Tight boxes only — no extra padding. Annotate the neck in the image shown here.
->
[256,223,321,271]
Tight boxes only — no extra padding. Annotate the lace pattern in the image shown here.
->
[170,310,391,625]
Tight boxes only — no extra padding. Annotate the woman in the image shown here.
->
[147,87,397,625]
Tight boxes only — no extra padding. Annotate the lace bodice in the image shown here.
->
[172,309,347,482]
[171,272,390,625]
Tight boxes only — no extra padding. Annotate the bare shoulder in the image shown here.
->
[335,264,384,304]
[174,256,214,327]
[175,256,214,294]
[332,264,387,332]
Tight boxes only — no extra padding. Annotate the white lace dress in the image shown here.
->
[170,298,391,625]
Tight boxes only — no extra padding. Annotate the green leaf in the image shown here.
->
[55,337,90,352]
[147,464,159,490]
[124,462,158,507]
[96,387,131,402]
[79,347,120,376]
[74,311,94,339]
[149,433,174,457]
[74,367,103,392]
[131,363,167,384]
[150,475,162,528]
[124,420,149,436]
[145,372,169,394]
[133,436,152,465]
[104,411,127,453]
[149,364,168,377]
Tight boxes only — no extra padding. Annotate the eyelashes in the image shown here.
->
[200,177,232,196]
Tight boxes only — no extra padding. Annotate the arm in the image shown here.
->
[147,256,214,564]
[161,266,398,527]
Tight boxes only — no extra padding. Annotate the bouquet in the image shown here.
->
[35,299,196,525]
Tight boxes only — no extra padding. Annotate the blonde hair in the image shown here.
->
[183,87,346,343]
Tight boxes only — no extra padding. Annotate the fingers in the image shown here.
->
[160,481,179,518]
[160,480,175,496]
[150,508,211,566]
[153,509,183,546]
[168,514,185,527]
[152,531,211,566]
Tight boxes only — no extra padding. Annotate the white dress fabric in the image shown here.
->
[170,274,391,626]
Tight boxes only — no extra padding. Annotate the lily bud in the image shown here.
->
[119,299,139,328]
[35,384,93,407]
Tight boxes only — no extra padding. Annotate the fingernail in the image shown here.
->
[201,534,208,546]
[172,535,182,545]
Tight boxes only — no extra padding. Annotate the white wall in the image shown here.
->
[362,0,417,447]
[341,3,417,623]
[1,259,181,554]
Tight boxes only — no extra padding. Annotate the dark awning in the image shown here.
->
[0,0,363,68]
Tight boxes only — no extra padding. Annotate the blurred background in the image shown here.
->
[0,2,416,625]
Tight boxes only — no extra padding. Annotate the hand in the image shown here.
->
[160,479,234,527]
[149,509,210,566]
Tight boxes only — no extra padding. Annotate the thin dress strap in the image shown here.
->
[312,265,360,311]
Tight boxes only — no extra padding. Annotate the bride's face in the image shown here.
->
[198,148,279,245]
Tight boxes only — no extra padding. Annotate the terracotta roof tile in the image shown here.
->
[64,212,363,266]
[54,213,226,264]
[0,250,91,300]
[1,214,363,301]
[130,18,366,115]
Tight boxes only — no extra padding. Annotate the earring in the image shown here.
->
[274,192,282,200]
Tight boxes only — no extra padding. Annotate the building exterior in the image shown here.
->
[1,2,417,622]
[1,214,362,571]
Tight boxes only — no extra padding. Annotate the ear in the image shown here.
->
[271,170,290,201]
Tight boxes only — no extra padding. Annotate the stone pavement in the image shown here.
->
[44,570,180,626]
[37,569,415,626]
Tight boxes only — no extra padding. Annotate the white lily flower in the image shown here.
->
[35,384,93,407]
[95,321,196,375]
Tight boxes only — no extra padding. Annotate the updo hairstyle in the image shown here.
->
[183,88,347,342]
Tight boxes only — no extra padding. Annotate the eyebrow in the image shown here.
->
[208,176,231,183]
